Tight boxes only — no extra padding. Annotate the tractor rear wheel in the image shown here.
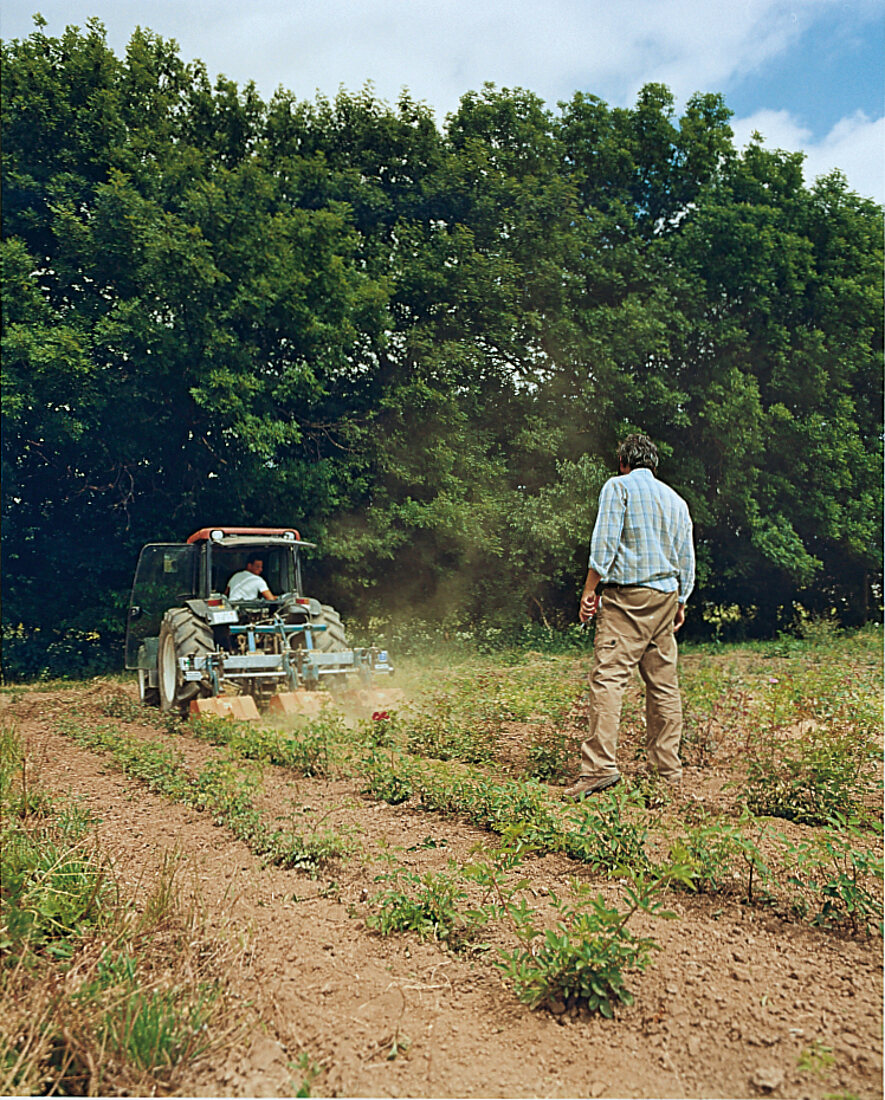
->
[158,608,214,715]
[310,604,348,653]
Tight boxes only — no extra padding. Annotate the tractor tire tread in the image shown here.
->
[159,608,214,714]
[311,604,348,653]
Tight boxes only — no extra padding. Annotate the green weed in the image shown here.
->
[1,727,111,959]
[0,723,51,817]
[1,814,110,959]
[745,721,878,826]
[365,866,476,946]
[188,713,333,776]
[783,815,883,935]
[525,728,575,785]
[797,1039,836,1075]
[74,949,218,1071]
[52,718,351,876]
[560,786,652,874]
[405,714,493,764]
[291,1052,322,1096]
[0,740,245,1096]
[667,810,773,902]
[680,664,750,767]
[361,749,414,804]
[97,691,145,721]
[495,869,682,1016]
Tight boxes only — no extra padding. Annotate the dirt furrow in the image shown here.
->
[10,692,883,1099]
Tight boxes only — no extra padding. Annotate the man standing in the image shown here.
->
[564,434,695,800]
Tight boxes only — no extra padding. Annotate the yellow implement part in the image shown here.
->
[189,695,261,721]
[266,691,331,718]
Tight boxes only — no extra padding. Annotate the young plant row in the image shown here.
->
[151,693,885,937]
[357,743,883,936]
[362,826,689,1018]
[53,715,352,875]
[123,696,883,939]
[47,701,882,1029]
[49,707,674,1020]
[0,724,244,1096]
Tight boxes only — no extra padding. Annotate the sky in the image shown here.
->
[2,0,883,203]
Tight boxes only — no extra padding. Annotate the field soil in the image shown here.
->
[5,674,882,1100]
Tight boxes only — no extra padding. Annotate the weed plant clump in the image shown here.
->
[729,635,882,826]
[365,866,476,946]
[560,787,652,874]
[525,728,576,785]
[495,869,685,1017]
[2,726,112,959]
[97,688,147,721]
[679,663,750,767]
[400,654,584,729]
[781,815,884,935]
[0,729,245,1095]
[666,808,773,902]
[404,707,493,764]
[412,762,560,847]
[361,748,415,804]
[745,714,879,827]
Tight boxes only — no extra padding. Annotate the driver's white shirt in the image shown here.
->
[227,570,269,600]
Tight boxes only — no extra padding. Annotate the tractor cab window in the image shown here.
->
[211,546,295,598]
[125,544,198,668]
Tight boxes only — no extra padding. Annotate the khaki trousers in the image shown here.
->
[581,586,683,782]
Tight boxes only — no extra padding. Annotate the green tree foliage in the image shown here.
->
[2,19,882,675]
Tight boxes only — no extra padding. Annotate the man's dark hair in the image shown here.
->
[246,553,263,565]
[617,433,659,471]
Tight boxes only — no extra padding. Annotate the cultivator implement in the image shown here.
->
[177,636,398,721]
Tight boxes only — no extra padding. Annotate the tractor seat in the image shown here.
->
[231,599,281,611]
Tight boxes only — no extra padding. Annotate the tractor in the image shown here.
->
[125,527,395,717]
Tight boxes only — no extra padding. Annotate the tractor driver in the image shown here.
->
[226,554,277,601]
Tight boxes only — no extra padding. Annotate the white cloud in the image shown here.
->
[0,0,851,113]
[732,108,885,203]
[210,0,835,117]
[3,0,881,200]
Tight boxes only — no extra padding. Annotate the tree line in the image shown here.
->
[2,18,882,676]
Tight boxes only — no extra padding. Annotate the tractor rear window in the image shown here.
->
[211,547,294,597]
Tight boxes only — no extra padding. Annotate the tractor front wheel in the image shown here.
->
[158,608,214,715]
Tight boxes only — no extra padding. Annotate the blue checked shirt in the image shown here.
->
[589,468,695,603]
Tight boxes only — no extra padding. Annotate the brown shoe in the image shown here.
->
[563,774,621,801]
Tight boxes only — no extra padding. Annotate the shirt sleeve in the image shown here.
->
[677,513,696,604]
[588,478,626,581]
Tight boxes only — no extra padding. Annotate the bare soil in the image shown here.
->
[6,682,882,1100]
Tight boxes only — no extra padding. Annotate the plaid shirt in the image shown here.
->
[589,468,695,603]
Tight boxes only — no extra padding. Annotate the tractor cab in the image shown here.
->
[125,528,311,669]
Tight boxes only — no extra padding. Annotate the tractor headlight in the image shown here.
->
[210,529,225,542]
[282,530,296,540]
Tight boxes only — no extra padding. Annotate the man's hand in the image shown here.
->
[579,590,600,623]
[579,567,602,624]
[674,603,686,632]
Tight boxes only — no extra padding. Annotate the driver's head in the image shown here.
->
[245,554,264,575]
